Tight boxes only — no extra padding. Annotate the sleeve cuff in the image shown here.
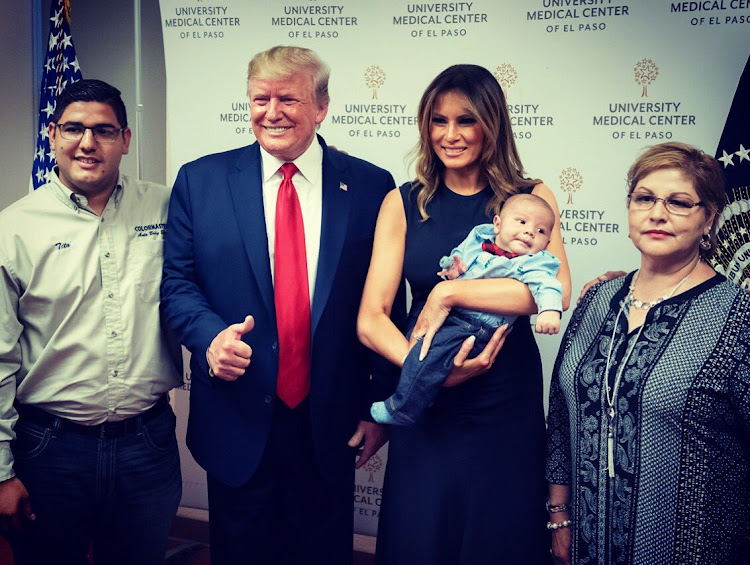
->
[0,442,15,483]
[537,293,563,314]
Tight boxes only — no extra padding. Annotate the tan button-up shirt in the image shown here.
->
[0,171,182,481]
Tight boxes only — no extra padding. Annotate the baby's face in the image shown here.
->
[493,200,554,255]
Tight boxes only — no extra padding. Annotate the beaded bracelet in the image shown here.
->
[546,519,572,530]
[545,501,569,513]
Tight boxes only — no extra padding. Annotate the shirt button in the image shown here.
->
[264,394,273,405]
[108,292,114,299]
[104,252,111,258]
[111,331,117,338]
[112,370,119,378]
[271,341,278,351]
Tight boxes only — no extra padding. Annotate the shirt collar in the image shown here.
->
[48,168,125,212]
[259,135,322,187]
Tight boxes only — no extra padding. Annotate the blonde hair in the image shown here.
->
[247,45,330,107]
[412,64,540,220]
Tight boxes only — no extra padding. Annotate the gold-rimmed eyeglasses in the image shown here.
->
[628,191,704,216]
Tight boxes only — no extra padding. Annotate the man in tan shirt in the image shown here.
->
[0,79,182,565]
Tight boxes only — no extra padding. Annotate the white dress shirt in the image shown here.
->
[260,137,323,303]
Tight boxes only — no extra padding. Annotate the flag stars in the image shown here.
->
[51,8,63,27]
[736,144,749,163]
[718,149,735,168]
[33,0,82,190]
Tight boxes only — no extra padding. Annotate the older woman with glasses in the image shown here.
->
[546,142,750,565]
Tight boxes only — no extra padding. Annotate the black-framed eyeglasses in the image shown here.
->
[628,191,704,216]
[55,123,125,144]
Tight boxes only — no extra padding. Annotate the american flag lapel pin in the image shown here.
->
[339,181,348,191]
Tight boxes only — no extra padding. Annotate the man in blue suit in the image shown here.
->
[161,46,398,564]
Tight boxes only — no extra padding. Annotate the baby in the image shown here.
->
[372,193,563,426]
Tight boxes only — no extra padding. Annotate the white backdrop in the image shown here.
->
[159,0,750,535]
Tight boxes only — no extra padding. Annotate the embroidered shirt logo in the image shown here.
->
[133,223,166,238]
[55,242,70,250]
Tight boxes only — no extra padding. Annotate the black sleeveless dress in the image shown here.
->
[374,183,549,565]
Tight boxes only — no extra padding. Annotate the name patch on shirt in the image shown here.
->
[54,242,70,250]
[134,223,166,239]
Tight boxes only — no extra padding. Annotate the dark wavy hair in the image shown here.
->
[411,64,539,220]
[51,79,127,128]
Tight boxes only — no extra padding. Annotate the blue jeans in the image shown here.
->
[10,401,182,565]
[384,310,496,425]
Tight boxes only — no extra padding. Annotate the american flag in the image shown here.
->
[711,55,750,289]
[31,0,83,190]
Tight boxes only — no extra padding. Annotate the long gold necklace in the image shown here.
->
[602,265,696,478]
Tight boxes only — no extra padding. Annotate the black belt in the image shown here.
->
[15,395,170,439]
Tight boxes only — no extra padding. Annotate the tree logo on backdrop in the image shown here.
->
[362,454,383,482]
[494,64,518,96]
[559,167,583,205]
[634,58,659,97]
[365,65,386,100]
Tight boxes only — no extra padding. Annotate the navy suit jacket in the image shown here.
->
[161,136,399,487]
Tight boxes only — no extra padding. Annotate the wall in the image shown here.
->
[0,0,167,214]
[0,3,34,210]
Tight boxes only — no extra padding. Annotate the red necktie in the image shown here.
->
[274,162,311,408]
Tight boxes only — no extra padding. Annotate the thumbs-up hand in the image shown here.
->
[206,315,254,381]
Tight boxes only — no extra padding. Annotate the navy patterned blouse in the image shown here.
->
[547,272,750,565]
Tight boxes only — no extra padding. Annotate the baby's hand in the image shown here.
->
[437,255,467,280]
[535,311,561,335]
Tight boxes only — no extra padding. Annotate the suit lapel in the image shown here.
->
[228,143,276,325]
[312,142,351,338]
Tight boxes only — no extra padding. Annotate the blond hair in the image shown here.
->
[247,45,330,107]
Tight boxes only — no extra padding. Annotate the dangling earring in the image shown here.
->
[699,233,712,251]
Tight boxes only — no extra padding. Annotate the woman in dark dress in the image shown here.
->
[357,64,571,564]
